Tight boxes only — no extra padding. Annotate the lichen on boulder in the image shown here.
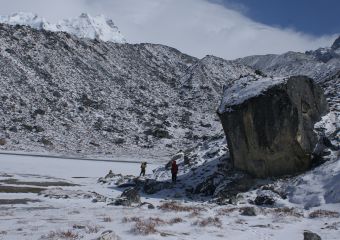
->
[217,75,328,177]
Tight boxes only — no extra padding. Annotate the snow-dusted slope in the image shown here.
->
[235,36,340,82]
[0,23,255,157]
[0,12,126,43]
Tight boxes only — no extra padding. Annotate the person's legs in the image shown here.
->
[142,170,145,176]
[171,173,175,182]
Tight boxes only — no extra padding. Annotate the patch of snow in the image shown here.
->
[218,76,285,113]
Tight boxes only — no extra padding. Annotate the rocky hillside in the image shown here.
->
[0,23,255,157]
[236,36,340,82]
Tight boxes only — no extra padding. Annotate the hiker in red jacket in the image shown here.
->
[171,160,178,183]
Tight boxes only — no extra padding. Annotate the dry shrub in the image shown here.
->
[193,217,222,228]
[103,217,112,222]
[169,217,184,224]
[235,219,246,224]
[309,209,340,218]
[159,201,205,213]
[122,216,141,223]
[124,216,184,235]
[217,207,238,216]
[148,217,167,225]
[131,220,157,235]
[271,207,304,218]
[85,225,101,234]
[41,230,80,240]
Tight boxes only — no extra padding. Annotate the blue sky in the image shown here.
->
[211,0,340,35]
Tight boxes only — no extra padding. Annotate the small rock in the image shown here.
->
[148,203,155,209]
[9,126,17,132]
[240,207,256,216]
[304,230,322,240]
[114,188,140,206]
[143,180,171,194]
[0,139,6,145]
[254,195,275,206]
[96,230,121,240]
[121,188,140,204]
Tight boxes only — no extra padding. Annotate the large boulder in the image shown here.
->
[217,76,328,177]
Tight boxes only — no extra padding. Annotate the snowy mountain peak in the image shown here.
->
[55,13,126,43]
[0,12,126,43]
[0,12,52,29]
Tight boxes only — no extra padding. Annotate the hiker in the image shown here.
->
[140,162,147,176]
[171,160,178,183]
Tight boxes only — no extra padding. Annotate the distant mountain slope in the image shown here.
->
[0,12,126,43]
[0,23,255,157]
[235,36,340,82]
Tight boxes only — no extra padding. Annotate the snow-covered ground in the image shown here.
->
[0,154,339,240]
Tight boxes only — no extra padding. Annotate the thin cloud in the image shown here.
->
[0,0,336,59]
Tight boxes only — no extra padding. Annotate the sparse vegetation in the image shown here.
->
[85,225,101,234]
[103,216,112,222]
[159,201,205,213]
[40,230,80,240]
[131,219,157,235]
[169,217,184,224]
[309,209,340,218]
[193,217,222,228]
[123,216,184,235]
[271,207,304,218]
[217,207,238,216]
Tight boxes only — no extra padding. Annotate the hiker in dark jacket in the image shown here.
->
[140,162,147,176]
[171,160,178,183]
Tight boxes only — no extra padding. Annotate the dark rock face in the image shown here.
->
[240,207,256,216]
[331,36,340,50]
[254,195,275,206]
[218,76,328,177]
[304,230,322,240]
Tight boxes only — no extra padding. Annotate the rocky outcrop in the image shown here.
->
[218,76,328,177]
[304,231,322,240]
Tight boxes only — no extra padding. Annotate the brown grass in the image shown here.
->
[217,207,239,216]
[159,201,205,213]
[193,217,222,228]
[41,230,80,239]
[309,209,340,218]
[122,216,141,223]
[123,216,184,235]
[131,220,157,235]
[270,207,304,218]
[169,217,184,224]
